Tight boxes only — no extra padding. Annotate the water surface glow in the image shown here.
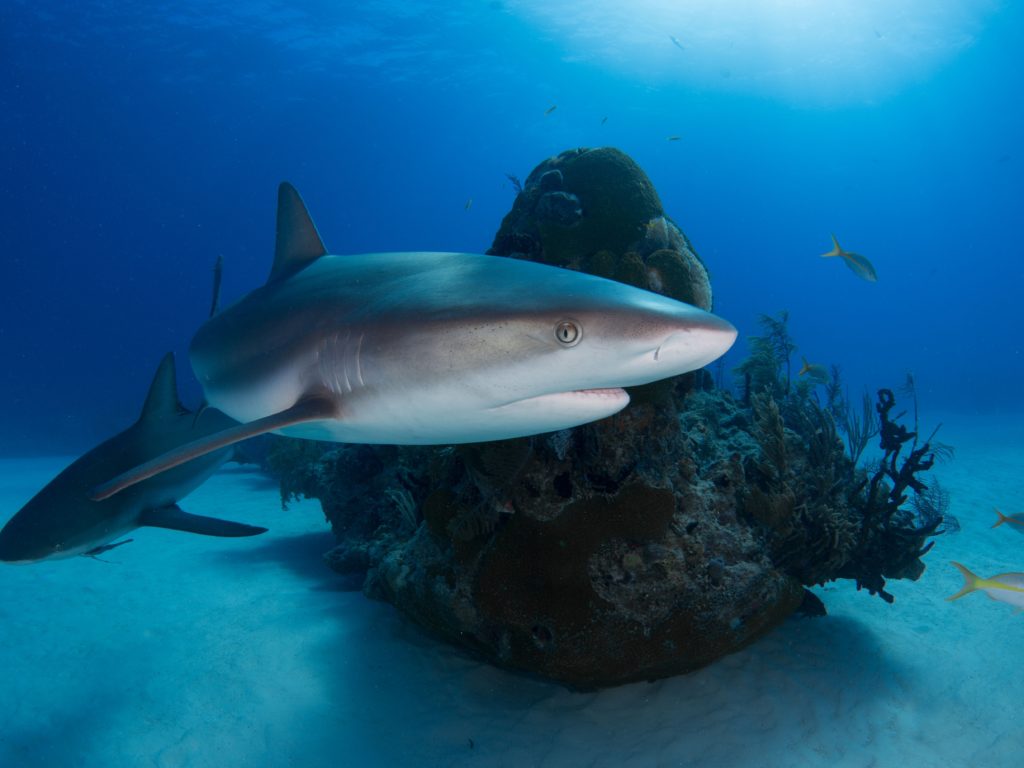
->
[509,0,1005,104]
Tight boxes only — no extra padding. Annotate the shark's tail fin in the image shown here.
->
[820,233,843,258]
[992,508,1012,528]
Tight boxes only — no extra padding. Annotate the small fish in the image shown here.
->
[667,136,682,142]
[544,105,557,115]
[993,508,1024,533]
[464,198,473,211]
[84,538,134,557]
[820,234,878,282]
[669,35,684,51]
[600,116,608,125]
[948,562,1024,610]
[798,357,829,383]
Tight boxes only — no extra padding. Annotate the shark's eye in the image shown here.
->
[554,320,581,347]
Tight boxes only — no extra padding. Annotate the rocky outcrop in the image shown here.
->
[266,147,945,689]
[489,147,712,312]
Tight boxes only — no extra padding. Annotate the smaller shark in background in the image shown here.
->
[0,353,266,564]
[820,234,878,282]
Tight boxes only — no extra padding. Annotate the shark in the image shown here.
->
[92,182,738,500]
[0,353,266,564]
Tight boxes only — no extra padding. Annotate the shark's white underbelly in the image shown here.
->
[272,386,629,445]
[204,341,631,445]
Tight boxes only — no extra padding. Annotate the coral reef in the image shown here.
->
[488,147,713,312]
[270,390,805,689]
[732,313,953,602]
[265,148,951,689]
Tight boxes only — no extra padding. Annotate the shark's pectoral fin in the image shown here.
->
[90,395,339,501]
[140,504,268,537]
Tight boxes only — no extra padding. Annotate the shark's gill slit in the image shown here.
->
[341,331,352,393]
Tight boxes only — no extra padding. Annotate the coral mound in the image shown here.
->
[266,148,947,689]
[489,147,713,312]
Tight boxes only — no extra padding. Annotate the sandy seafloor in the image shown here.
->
[1,411,1021,768]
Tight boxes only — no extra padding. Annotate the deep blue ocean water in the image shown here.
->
[2,5,1024,766]
[2,1,1021,455]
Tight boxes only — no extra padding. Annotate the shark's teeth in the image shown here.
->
[570,388,627,397]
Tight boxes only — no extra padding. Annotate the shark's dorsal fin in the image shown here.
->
[269,182,327,284]
[140,353,187,422]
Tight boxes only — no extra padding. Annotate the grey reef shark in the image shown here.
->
[93,182,739,500]
[0,354,266,564]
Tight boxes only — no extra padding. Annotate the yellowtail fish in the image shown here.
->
[948,562,1024,610]
[993,508,1024,533]
[667,136,681,142]
[464,198,473,210]
[544,105,557,115]
[798,357,829,383]
[821,234,878,282]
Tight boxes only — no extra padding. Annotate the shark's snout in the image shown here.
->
[652,312,737,371]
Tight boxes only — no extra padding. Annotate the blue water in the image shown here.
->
[2,1,1021,454]
[2,4,1023,766]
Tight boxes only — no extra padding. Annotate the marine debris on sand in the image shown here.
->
[267,148,952,689]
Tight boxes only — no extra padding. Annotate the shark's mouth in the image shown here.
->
[565,387,628,398]
[561,387,622,399]
[493,387,630,411]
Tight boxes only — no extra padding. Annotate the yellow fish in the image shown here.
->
[544,105,557,115]
[948,562,1024,610]
[821,234,878,282]
[993,507,1024,533]
[798,357,829,383]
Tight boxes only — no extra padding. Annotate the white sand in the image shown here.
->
[1,411,1022,767]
